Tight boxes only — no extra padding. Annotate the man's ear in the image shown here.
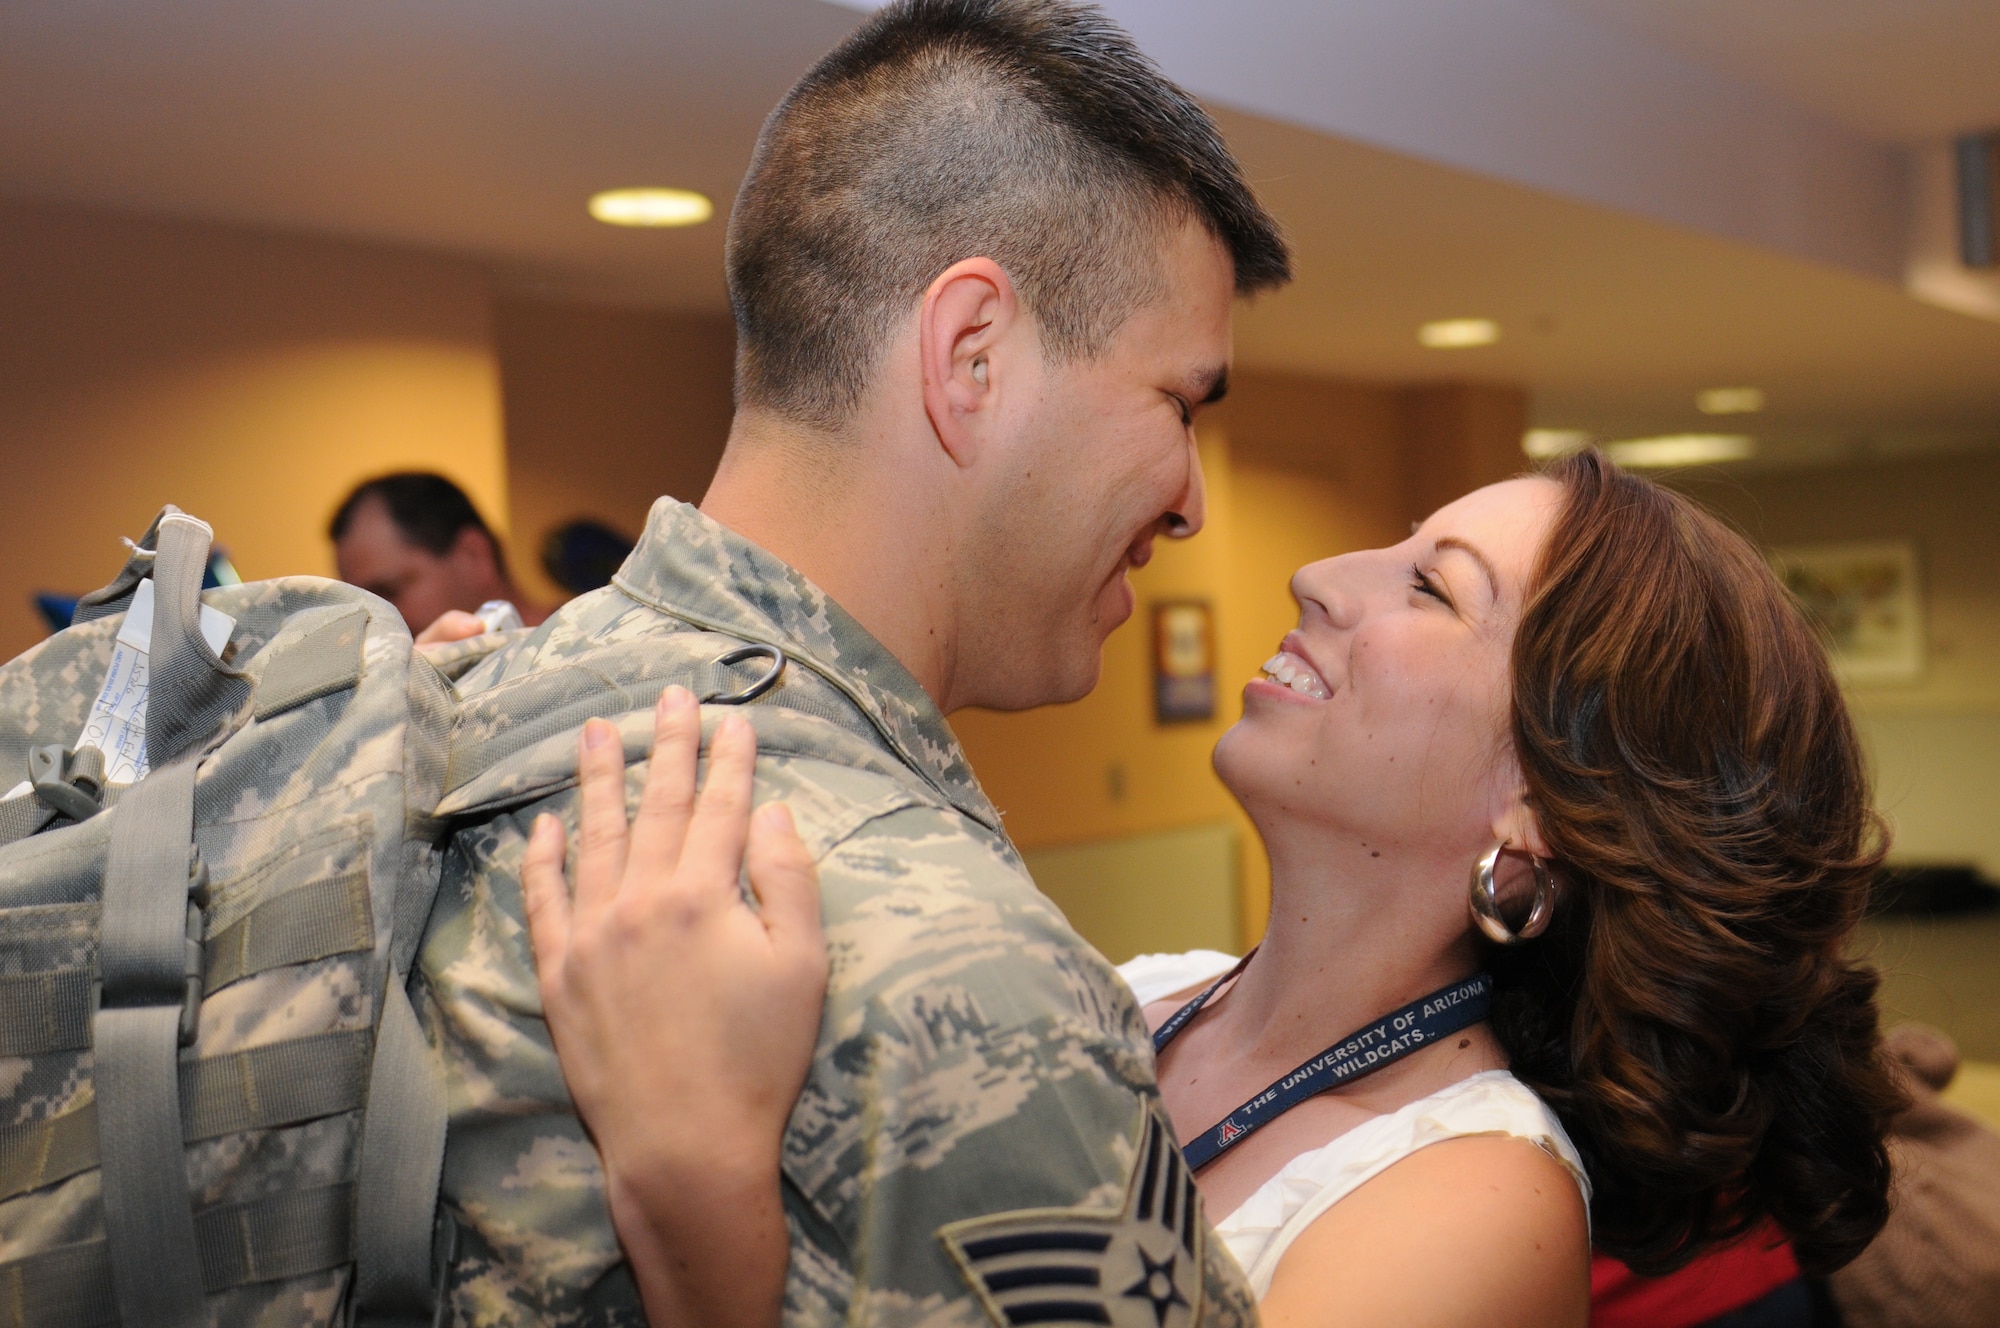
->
[448,525,501,578]
[919,257,1019,469]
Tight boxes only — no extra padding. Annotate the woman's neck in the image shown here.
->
[1215,819,1485,1069]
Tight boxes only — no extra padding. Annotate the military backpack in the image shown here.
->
[0,508,457,1328]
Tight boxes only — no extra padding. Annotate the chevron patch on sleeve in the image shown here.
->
[938,1105,1206,1328]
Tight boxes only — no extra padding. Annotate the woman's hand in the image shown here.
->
[521,686,827,1328]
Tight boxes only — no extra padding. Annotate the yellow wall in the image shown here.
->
[495,299,736,604]
[1687,452,2000,875]
[952,372,1529,948]
[0,201,508,657]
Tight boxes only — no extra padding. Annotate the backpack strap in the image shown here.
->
[353,649,455,1328]
[143,513,251,767]
[92,511,246,1328]
[441,630,910,811]
[0,795,56,847]
[352,971,450,1328]
[70,509,165,627]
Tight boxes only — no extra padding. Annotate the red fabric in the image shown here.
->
[1591,1227,1800,1328]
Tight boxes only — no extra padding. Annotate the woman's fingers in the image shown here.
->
[675,715,760,895]
[746,803,824,966]
[627,687,701,877]
[571,717,631,917]
[520,813,573,993]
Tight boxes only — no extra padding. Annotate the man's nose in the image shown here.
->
[1163,442,1208,540]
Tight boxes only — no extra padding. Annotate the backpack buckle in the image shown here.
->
[91,848,207,1048]
[180,854,208,1047]
[28,744,104,823]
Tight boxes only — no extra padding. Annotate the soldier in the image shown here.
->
[415,1,1291,1324]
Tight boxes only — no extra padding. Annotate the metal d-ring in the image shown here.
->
[701,644,787,705]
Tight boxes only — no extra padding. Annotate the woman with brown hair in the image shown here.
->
[521,450,1903,1326]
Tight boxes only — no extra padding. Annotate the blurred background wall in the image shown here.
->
[1698,454,2000,879]
[0,200,508,655]
[495,300,734,606]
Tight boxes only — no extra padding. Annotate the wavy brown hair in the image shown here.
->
[1489,450,1905,1276]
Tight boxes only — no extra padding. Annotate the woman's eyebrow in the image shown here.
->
[1434,536,1501,602]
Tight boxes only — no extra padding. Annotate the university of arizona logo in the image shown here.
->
[939,1106,1205,1328]
[1214,1119,1244,1146]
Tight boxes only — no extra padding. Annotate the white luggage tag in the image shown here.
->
[75,577,238,786]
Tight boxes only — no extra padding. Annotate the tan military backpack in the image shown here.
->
[0,507,456,1328]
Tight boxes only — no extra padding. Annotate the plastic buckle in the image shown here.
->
[88,850,207,1047]
[28,745,103,823]
[180,853,208,1047]
[431,1211,461,1328]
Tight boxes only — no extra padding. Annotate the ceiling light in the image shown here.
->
[1418,318,1500,349]
[1522,429,1591,459]
[1696,386,1765,415]
[588,187,713,227]
[1604,434,1755,468]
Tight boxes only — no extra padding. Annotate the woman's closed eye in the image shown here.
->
[1410,563,1452,606]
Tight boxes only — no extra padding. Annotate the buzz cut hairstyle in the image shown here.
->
[726,0,1292,430]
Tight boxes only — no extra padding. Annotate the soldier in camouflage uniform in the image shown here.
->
[415,1,1292,1324]
[422,502,1260,1327]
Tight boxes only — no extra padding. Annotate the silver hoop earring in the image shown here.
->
[1469,843,1557,945]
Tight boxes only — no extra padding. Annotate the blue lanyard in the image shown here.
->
[1152,952,1495,1171]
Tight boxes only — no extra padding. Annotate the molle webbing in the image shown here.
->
[0,1029,372,1204]
[0,862,373,1060]
[0,968,92,1059]
[0,1182,355,1328]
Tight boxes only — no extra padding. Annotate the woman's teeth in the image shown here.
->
[1260,651,1330,700]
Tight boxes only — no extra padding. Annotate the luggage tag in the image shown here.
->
[75,578,237,786]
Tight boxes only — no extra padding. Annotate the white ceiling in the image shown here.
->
[1219,108,2000,467]
[0,0,862,310]
[2,0,1997,470]
[1548,0,2000,143]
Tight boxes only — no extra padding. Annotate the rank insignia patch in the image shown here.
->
[938,1105,1205,1328]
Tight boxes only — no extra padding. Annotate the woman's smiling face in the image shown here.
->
[1213,477,1564,864]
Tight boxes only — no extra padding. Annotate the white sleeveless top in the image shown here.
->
[1120,950,1591,1296]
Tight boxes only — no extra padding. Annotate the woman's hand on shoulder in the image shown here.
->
[520,686,828,1328]
[1259,1135,1589,1328]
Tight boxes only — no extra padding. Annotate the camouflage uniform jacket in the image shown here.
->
[417,498,1258,1328]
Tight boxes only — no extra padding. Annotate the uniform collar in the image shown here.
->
[612,498,1003,834]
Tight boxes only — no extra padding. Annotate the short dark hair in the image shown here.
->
[328,472,506,573]
[727,0,1291,429]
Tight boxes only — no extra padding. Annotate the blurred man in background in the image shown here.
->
[329,471,549,630]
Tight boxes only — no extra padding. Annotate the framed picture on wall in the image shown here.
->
[1768,539,1925,684]
[1153,600,1216,723]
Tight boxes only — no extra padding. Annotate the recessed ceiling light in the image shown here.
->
[1604,434,1755,468]
[588,187,713,227]
[1696,386,1765,415]
[1418,318,1500,349]
[1522,429,1592,459]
